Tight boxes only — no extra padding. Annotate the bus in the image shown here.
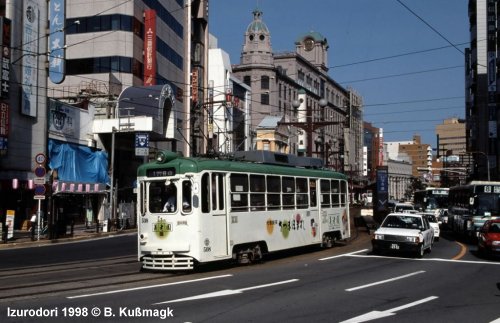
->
[413,187,449,213]
[448,181,500,238]
[136,150,350,271]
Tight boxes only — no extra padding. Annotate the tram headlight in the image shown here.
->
[156,151,167,163]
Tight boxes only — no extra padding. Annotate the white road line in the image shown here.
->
[319,249,369,261]
[153,279,299,304]
[345,270,426,292]
[67,274,233,299]
[340,296,438,323]
[348,254,500,265]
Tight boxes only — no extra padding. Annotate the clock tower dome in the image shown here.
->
[296,31,329,73]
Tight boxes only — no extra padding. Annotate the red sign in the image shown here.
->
[191,69,198,103]
[0,101,8,136]
[143,9,157,86]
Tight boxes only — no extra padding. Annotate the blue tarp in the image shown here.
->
[48,139,110,185]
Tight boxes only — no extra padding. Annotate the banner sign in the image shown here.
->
[143,9,157,86]
[21,0,40,117]
[0,17,11,99]
[49,0,66,84]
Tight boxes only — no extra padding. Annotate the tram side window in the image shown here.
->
[182,180,192,212]
[331,180,340,207]
[282,177,295,209]
[341,180,347,206]
[201,173,210,213]
[296,177,308,209]
[250,174,265,211]
[267,175,281,210]
[309,179,317,207]
[320,179,331,207]
[230,174,248,212]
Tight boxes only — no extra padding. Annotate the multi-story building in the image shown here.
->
[435,117,468,185]
[398,135,432,179]
[231,9,364,180]
[364,122,384,184]
[0,0,209,232]
[465,0,498,181]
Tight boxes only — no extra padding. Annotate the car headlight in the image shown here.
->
[493,241,500,246]
[405,236,419,243]
[374,234,384,240]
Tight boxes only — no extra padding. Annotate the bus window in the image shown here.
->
[267,175,281,210]
[296,177,308,209]
[282,177,295,209]
[250,175,265,211]
[230,174,248,212]
[320,179,331,207]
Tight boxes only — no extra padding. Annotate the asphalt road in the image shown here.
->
[0,228,499,323]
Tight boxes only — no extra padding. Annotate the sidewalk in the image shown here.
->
[0,224,136,249]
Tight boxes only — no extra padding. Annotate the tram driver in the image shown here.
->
[163,184,177,212]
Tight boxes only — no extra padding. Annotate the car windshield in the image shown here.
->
[382,215,422,229]
[426,215,437,223]
[489,223,500,233]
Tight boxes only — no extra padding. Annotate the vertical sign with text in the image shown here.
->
[143,9,157,86]
[49,0,66,84]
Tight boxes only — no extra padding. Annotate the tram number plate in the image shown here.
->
[390,243,399,250]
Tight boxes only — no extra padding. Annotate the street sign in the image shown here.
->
[135,133,149,156]
[34,165,46,178]
[34,184,46,196]
[35,153,46,164]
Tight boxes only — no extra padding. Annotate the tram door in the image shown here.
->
[211,173,229,257]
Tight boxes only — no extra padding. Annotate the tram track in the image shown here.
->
[0,256,176,302]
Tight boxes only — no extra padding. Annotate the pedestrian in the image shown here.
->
[30,213,37,241]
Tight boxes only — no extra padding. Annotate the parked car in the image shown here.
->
[423,213,440,241]
[372,212,434,258]
[477,219,500,257]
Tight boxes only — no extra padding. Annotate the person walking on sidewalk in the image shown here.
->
[30,213,37,241]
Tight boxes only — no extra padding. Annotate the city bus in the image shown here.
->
[413,187,449,213]
[448,181,500,238]
[136,150,350,271]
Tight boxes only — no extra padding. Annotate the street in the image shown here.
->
[0,228,499,322]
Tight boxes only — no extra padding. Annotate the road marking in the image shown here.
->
[339,296,438,323]
[345,270,425,291]
[67,274,233,299]
[319,249,369,261]
[347,253,500,265]
[153,279,299,304]
[452,241,467,260]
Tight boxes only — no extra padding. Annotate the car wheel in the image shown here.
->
[416,244,424,258]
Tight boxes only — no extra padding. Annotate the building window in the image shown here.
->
[244,75,251,86]
[261,75,270,89]
[261,93,269,105]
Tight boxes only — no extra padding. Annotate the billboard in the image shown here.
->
[0,17,11,99]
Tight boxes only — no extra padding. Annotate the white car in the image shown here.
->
[423,213,440,241]
[393,203,416,213]
[372,212,434,258]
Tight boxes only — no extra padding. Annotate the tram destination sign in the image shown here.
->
[147,168,176,177]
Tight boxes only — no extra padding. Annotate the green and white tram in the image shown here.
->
[137,150,350,271]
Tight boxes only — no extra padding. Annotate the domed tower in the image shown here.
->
[296,31,329,73]
[240,9,273,66]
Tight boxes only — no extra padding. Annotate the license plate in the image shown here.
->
[390,243,399,250]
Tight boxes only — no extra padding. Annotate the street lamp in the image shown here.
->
[464,151,490,181]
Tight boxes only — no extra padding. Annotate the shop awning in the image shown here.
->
[52,180,108,195]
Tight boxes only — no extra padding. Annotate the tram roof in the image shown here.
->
[138,154,347,180]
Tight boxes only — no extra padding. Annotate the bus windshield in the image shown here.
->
[476,193,500,215]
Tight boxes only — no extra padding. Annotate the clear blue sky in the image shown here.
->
[209,0,468,150]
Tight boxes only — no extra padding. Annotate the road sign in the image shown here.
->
[34,184,46,196]
[35,153,47,164]
[135,133,149,156]
[34,165,46,178]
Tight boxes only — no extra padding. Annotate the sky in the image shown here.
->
[208,0,469,150]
